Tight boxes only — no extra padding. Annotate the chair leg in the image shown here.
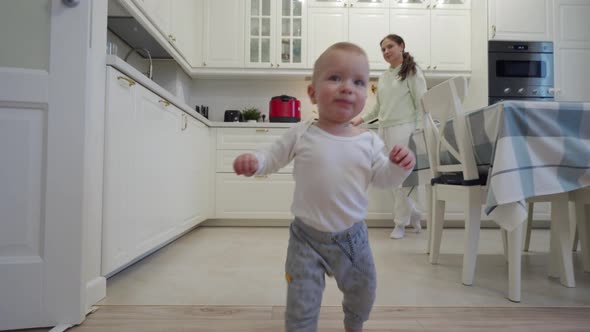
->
[575,202,590,272]
[425,184,433,254]
[569,202,578,252]
[551,193,575,287]
[429,194,445,265]
[462,187,481,286]
[523,202,534,251]
[507,223,523,303]
[501,229,508,262]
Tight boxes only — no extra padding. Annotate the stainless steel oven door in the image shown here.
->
[488,52,554,98]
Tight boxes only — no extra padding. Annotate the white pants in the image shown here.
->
[378,123,424,227]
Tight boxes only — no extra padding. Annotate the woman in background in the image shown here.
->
[352,34,427,239]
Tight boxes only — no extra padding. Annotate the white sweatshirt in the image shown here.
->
[254,122,412,232]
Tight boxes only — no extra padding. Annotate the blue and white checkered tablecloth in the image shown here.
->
[407,100,590,231]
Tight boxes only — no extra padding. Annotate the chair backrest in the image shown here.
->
[420,76,479,181]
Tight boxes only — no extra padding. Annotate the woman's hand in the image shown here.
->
[389,144,415,171]
[233,153,259,176]
[350,117,364,126]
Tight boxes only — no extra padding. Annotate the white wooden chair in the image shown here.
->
[421,76,490,287]
[524,201,578,252]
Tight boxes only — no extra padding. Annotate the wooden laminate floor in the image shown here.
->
[25,305,590,332]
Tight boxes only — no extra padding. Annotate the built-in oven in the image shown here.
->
[488,41,554,105]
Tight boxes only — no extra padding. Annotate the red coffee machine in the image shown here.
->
[269,95,301,123]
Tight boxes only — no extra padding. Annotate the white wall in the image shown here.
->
[0,0,50,70]
[189,78,384,123]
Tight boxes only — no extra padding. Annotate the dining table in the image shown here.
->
[404,100,590,302]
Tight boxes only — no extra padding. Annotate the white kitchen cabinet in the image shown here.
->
[202,0,245,68]
[488,0,553,41]
[122,0,201,68]
[102,67,209,275]
[367,187,394,219]
[307,6,390,70]
[168,0,202,67]
[133,0,171,35]
[390,0,470,9]
[553,0,590,102]
[246,0,307,68]
[214,127,294,219]
[390,7,470,71]
[215,173,295,219]
[308,0,389,8]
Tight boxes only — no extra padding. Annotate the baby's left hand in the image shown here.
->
[389,144,415,171]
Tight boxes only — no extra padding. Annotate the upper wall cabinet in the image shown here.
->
[245,0,307,69]
[202,0,245,68]
[390,0,470,9]
[488,0,553,41]
[169,0,201,66]
[390,6,470,71]
[308,2,390,70]
[128,0,199,67]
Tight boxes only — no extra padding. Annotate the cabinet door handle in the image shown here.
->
[432,4,437,8]
[159,99,171,107]
[255,175,268,179]
[433,65,437,70]
[492,25,496,39]
[168,34,176,42]
[270,63,274,68]
[256,129,269,133]
[276,64,280,68]
[117,76,136,87]
[427,4,431,8]
[181,114,188,130]
[427,65,431,69]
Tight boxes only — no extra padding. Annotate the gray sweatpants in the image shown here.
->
[285,218,376,332]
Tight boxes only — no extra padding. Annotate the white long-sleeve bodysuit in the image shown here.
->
[254,122,412,232]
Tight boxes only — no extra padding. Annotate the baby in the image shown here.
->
[233,42,415,332]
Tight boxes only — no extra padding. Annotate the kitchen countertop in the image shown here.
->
[106,55,378,130]
[107,55,297,128]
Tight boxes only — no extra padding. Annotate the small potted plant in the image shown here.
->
[242,107,261,123]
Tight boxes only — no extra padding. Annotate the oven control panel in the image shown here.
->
[493,85,554,98]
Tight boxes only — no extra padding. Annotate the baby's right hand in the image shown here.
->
[233,153,259,176]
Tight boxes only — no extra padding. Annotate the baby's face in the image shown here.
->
[308,49,369,125]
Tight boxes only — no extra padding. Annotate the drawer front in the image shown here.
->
[215,173,295,219]
[216,128,287,150]
[216,150,294,173]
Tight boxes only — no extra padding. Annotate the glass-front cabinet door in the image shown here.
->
[246,0,306,68]
[277,0,306,68]
[247,0,275,67]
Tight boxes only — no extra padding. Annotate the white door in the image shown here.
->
[0,0,98,329]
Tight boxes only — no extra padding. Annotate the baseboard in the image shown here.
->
[201,219,551,229]
[85,276,106,311]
